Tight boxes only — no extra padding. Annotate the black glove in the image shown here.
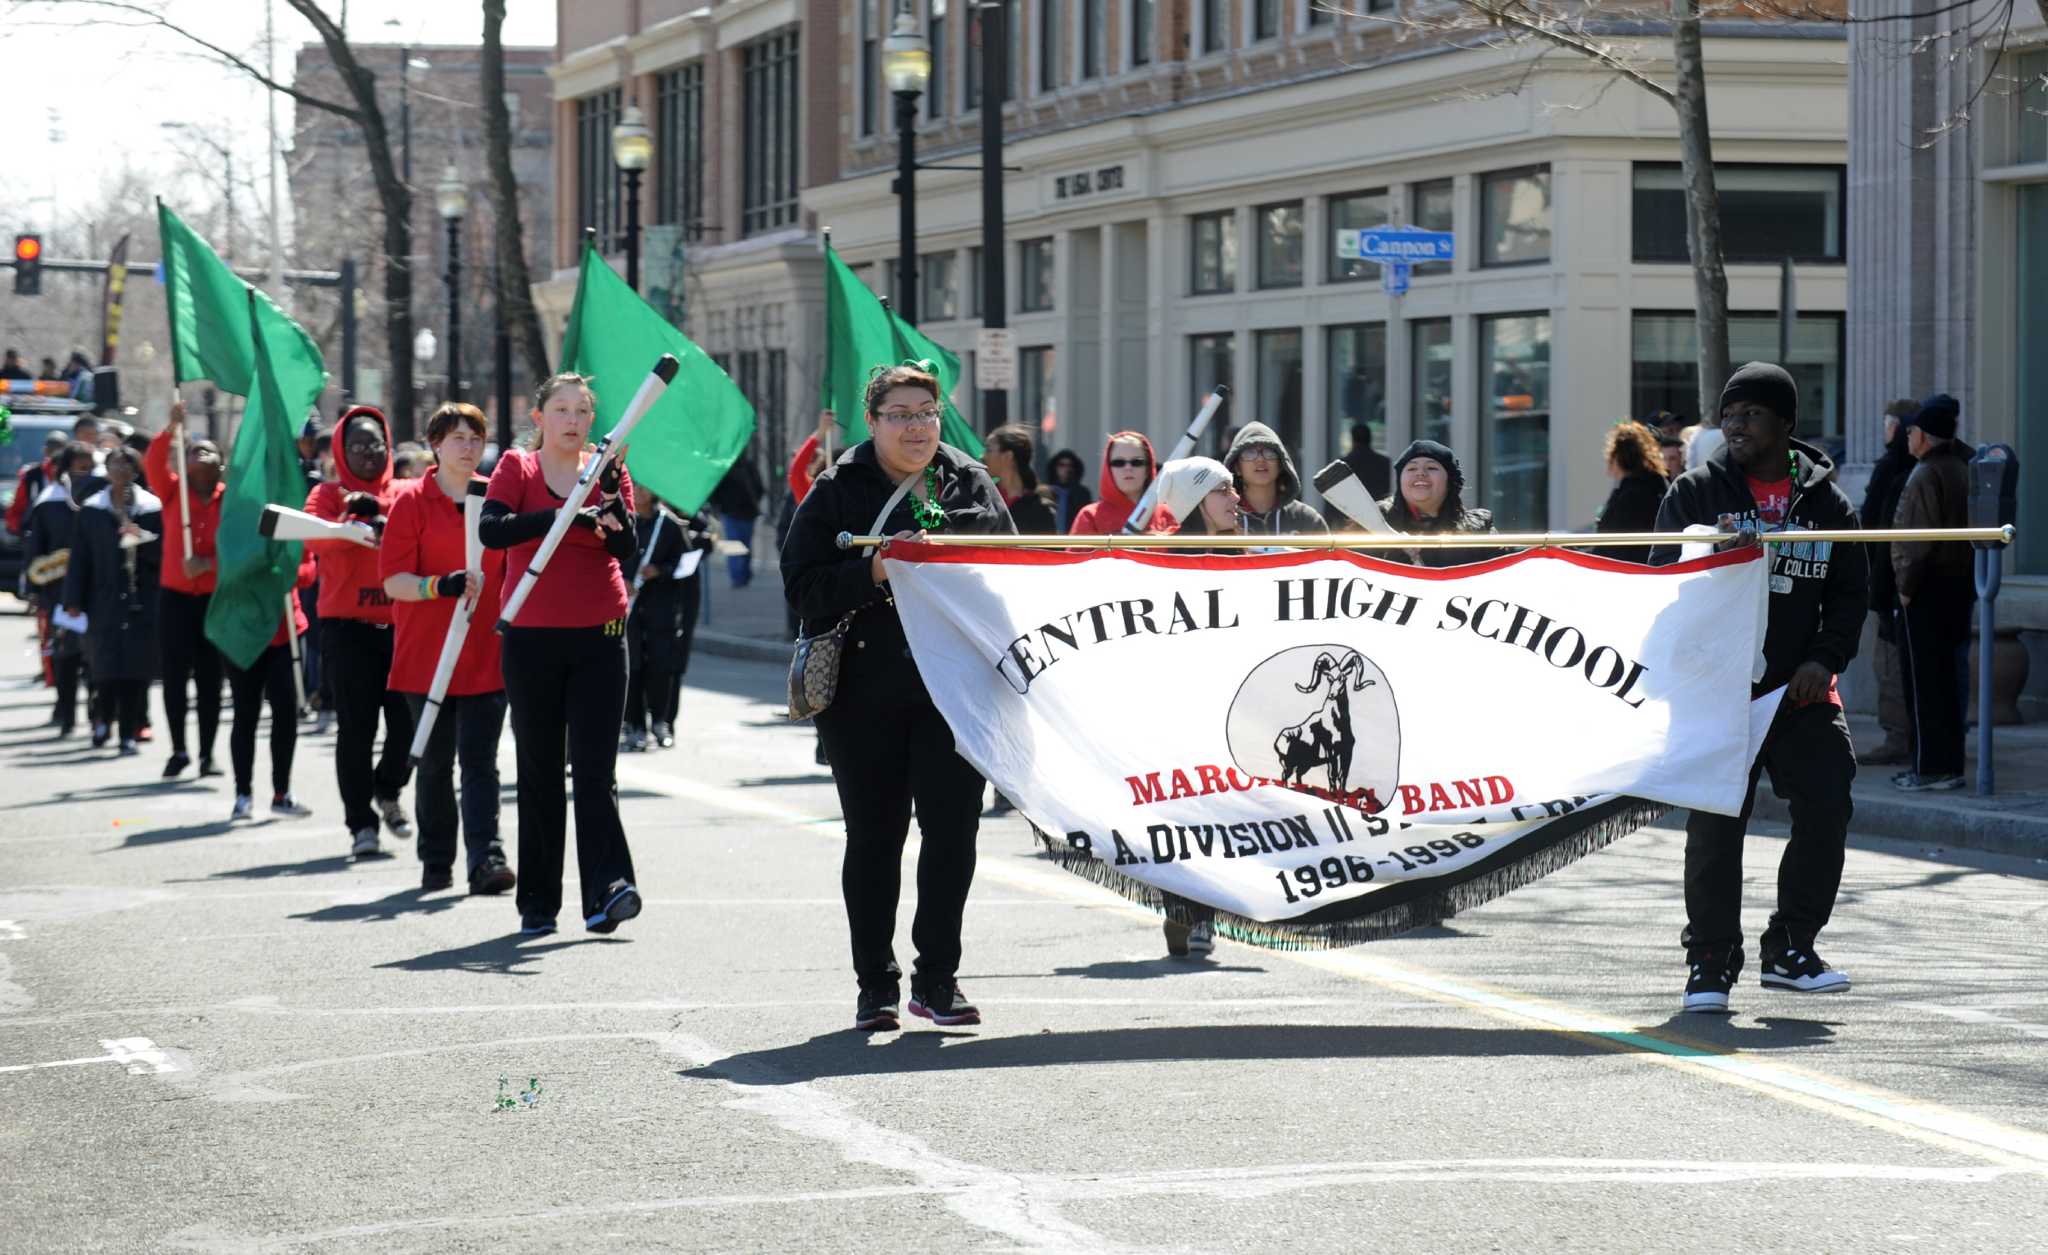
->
[431,570,467,599]
[342,492,381,520]
[598,459,623,494]
[571,505,605,532]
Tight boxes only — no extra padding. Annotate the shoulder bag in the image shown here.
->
[786,473,918,721]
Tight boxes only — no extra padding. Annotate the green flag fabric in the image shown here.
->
[820,239,983,457]
[158,200,315,394]
[559,243,755,515]
[202,292,326,669]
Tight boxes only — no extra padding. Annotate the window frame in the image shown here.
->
[1630,162,1848,265]
[1019,236,1056,312]
[1476,311,1554,532]
[1478,164,1553,269]
[654,63,705,238]
[1326,187,1391,284]
[1252,0,1282,41]
[575,88,624,254]
[921,250,960,322]
[1130,0,1154,68]
[928,0,948,119]
[1080,0,1104,81]
[1409,177,1455,277]
[1628,308,1847,440]
[859,1,878,139]
[739,30,803,238]
[1255,200,1305,290]
[1199,0,1228,55]
[1038,0,1062,94]
[1188,210,1237,295]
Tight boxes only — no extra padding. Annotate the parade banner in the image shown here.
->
[886,543,1778,947]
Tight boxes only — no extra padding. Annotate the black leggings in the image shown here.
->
[325,619,413,833]
[502,624,636,923]
[226,643,298,797]
[159,588,223,758]
[101,678,149,742]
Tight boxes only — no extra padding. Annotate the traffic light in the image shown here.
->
[12,234,41,295]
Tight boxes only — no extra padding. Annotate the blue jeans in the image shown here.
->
[721,514,756,586]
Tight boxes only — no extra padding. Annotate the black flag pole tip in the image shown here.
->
[466,478,490,498]
[257,506,280,538]
[653,354,681,383]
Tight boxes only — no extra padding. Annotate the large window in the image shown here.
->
[1254,0,1281,40]
[1481,166,1551,267]
[1412,178,1454,276]
[1633,165,1845,263]
[1328,188,1390,283]
[1308,1,1334,25]
[1257,201,1303,288]
[1190,211,1236,294]
[1480,314,1552,531]
[2019,50,2048,164]
[655,64,704,238]
[859,2,878,138]
[1039,0,1061,92]
[575,88,623,253]
[1081,0,1104,79]
[1020,345,1057,443]
[1019,237,1055,311]
[1191,332,1235,456]
[1256,329,1304,455]
[1131,0,1154,66]
[1411,319,1453,447]
[2019,182,2048,574]
[740,31,801,237]
[1329,323,1388,478]
[922,251,958,321]
[1200,0,1227,53]
[929,0,948,118]
[1630,311,1845,439]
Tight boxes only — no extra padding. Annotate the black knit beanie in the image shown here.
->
[1908,393,1960,439]
[1718,362,1798,423]
[1393,439,1464,495]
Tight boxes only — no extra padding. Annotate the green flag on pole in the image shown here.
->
[559,242,755,514]
[820,238,983,457]
[158,199,315,395]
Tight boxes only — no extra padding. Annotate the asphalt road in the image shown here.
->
[2,605,2046,1253]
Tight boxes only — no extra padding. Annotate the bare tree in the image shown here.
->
[482,0,549,387]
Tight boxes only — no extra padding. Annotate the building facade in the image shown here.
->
[809,5,1851,535]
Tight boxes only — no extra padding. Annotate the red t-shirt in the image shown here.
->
[485,449,632,629]
[380,474,507,695]
[144,427,225,595]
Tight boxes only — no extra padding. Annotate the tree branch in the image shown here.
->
[1480,1,1678,105]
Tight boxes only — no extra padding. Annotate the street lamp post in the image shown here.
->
[412,327,437,420]
[611,105,652,292]
[882,12,931,324]
[435,165,468,404]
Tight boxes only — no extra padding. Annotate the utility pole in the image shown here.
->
[978,1,1009,430]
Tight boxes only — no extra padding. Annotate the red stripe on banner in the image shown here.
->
[883,542,1762,580]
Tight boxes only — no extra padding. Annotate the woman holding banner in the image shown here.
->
[782,363,1016,1032]
[1376,440,1502,567]
[380,403,515,897]
[146,404,226,779]
[480,374,643,938]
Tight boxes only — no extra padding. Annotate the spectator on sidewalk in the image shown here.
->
[983,424,1056,534]
[1890,394,1976,793]
[1339,422,1391,501]
[1595,421,1670,564]
[710,455,766,588]
[1047,449,1093,533]
[1858,400,1922,767]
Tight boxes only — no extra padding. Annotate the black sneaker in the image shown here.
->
[1683,945,1743,1014]
[1163,918,1191,957]
[162,752,190,779]
[908,982,981,1026]
[585,881,643,934]
[518,915,557,937]
[421,864,454,893]
[197,756,224,778]
[1760,942,1850,993]
[854,988,901,1032]
[469,857,517,896]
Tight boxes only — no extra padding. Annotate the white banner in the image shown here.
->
[886,543,1778,945]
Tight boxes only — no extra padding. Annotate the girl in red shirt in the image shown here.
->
[147,401,227,779]
[480,373,642,937]
[379,403,516,898]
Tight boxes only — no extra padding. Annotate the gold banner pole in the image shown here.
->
[834,526,2016,551]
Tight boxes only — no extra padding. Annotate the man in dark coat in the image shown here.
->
[1889,393,1976,792]
[61,445,162,754]
[1857,400,1921,765]
[709,456,765,587]
[1651,362,1868,1015]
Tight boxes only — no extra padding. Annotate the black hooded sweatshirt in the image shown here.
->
[1650,437,1868,699]
[1859,427,1917,619]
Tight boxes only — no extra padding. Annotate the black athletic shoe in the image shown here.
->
[469,857,517,896]
[196,756,224,778]
[854,988,901,1032]
[518,915,557,937]
[908,982,981,1026]
[585,881,643,934]
[421,864,454,893]
[162,752,190,779]
[1760,942,1850,993]
[1683,945,1743,1013]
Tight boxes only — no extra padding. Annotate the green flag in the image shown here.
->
[820,238,983,457]
[560,242,755,515]
[203,290,324,669]
[158,200,314,394]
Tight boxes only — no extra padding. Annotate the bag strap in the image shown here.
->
[868,471,920,536]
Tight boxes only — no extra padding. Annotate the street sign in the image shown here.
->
[1335,226,1456,264]
[1383,262,1411,296]
[975,326,1017,391]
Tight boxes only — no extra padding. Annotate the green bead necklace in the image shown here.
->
[908,463,947,531]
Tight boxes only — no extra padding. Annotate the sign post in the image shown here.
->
[975,326,1017,392]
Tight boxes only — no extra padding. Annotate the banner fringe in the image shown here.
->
[1031,800,1673,951]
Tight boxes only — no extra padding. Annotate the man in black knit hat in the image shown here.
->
[1651,362,1868,1014]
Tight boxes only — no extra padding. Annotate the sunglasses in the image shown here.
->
[1107,458,1149,469]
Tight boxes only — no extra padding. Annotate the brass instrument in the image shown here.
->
[27,549,68,586]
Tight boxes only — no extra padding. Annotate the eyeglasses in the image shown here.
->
[878,407,942,427]
[1239,448,1279,463]
[1107,458,1149,469]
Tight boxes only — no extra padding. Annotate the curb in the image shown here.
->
[1751,790,2048,862]
[695,630,790,664]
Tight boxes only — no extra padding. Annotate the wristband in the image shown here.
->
[418,575,435,600]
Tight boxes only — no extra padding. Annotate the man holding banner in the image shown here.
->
[1652,362,1868,1013]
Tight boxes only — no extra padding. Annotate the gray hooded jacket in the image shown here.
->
[1223,423,1329,536]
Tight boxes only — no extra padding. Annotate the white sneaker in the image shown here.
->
[1186,921,1216,955]
[350,827,384,859]
[230,794,254,822]
[377,796,412,838]
[313,710,333,735]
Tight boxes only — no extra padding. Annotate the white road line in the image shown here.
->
[1913,1003,2048,1041]
[0,1036,178,1076]
[0,920,24,940]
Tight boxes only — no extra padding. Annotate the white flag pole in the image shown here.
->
[408,478,488,764]
[284,591,307,714]
[172,412,194,566]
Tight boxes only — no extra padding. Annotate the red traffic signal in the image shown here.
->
[14,234,40,262]
[12,234,41,294]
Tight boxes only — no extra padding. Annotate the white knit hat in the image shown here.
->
[1152,457,1234,527]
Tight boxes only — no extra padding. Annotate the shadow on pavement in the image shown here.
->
[1041,958,1270,980]
[375,931,614,976]
[1637,1014,1841,1051]
[2,779,219,811]
[291,887,465,924]
[685,1021,1620,1086]
[736,773,834,788]
[174,854,360,881]
[113,817,249,848]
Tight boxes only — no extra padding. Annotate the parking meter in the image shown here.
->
[1968,443,2017,794]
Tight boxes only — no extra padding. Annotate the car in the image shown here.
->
[0,402,93,601]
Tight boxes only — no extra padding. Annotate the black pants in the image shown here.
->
[301,583,329,710]
[815,663,985,995]
[102,677,148,742]
[1899,597,1973,779]
[403,690,508,877]
[226,643,297,797]
[159,588,222,759]
[325,619,413,833]
[50,635,82,728]
[502,625,635,923]
[1683,700,1856,954]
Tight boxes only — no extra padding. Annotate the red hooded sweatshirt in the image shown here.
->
[144,426,225,595]
[1068,431,1174,535]
[303,405,398,624]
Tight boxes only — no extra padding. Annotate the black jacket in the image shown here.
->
[1651,438,1868,698]
[1375,495,1501,568]
[1007,487,1057,536]
[709,457,765,521]
[23,477,98,611]
[62,485,164,682]
[1860,434,1917,619]
[782,441,1014,685]
[1594,470,1669,564]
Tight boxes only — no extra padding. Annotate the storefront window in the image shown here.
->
[1480,314,1551,531]
[2017,183,2048,575]
[1191,332,1235,456]
[1019,237,1055,311]
[1190,211,1237,294]
[1480,166,1551,266]
[1412,179,1454,276]
[1255,328,1304,455]
[1328,323,1388,470]
[1258,202,1304,288]
[1633,165,1844,263]
[1329,189,1390,283]
[1630,311,1844,440]
[1411,319,1453,447]
[1020,345,1057,446]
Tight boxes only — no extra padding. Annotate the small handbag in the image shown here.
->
[787,474,919,721]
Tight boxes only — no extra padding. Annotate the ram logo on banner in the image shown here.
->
[886,544,1778,948]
